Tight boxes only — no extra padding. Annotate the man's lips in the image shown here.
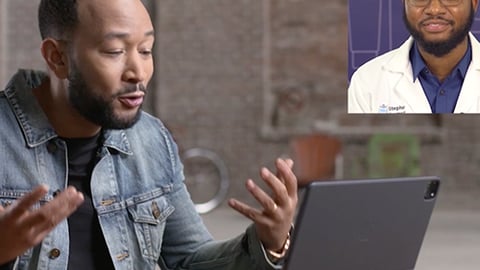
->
[421,19,452,33]
[118,91,145,108]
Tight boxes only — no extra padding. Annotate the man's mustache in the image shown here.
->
[420,16,454,26]
[119,84,147,95]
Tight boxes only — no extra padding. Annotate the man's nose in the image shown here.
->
[122,52,148,84]
[425,0,447,14]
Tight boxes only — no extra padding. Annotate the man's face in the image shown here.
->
[403,0,478,56]
[66,0,155,129]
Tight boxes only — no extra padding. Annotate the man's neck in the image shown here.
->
[418,38,469,83]
[33,77,101,138]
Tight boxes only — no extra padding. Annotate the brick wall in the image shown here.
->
[0,1,5,86]
[266,0,347,135]
[153,0,268,203]
[1,0,44,87]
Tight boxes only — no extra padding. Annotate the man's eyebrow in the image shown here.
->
[145,30,155,37]
[103,30,155,40]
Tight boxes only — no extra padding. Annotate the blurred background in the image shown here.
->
[0,0,478,268]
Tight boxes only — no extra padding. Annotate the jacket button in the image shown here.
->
[48,248,61,259]
[46,141,57,153]
[152,201,160,219]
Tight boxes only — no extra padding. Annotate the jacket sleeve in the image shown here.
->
[157,124,281,270]
[158,180,280,270]
[160,213,281,270]
[185,224,283,270]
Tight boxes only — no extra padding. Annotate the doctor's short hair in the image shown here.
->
[38,0,78,40]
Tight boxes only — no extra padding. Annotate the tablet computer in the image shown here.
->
[284,176,440,270]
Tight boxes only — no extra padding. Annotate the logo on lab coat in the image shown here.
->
[378,104,406,113]
[378,104,388,113]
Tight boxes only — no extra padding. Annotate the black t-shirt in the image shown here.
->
[63,133,115,270]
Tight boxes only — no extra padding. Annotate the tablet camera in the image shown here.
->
[424,180,439,200]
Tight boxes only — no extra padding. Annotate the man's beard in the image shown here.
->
[403,5,474,57]
[67,65,145,130]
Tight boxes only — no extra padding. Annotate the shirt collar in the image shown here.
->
[457,39,472,79]
[410,38,472,82]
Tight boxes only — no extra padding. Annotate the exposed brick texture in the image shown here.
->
[1,0,44,86]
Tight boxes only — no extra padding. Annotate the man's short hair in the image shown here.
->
[38,0,78,40]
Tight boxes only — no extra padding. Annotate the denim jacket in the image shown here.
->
[0,70,280,270]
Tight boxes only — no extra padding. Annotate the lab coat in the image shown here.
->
[348,33,480,114]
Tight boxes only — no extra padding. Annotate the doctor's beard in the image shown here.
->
[402,6,474,57]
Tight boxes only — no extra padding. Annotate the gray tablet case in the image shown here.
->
[284,176,440,270]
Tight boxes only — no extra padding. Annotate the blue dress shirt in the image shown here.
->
[410,41,472,113]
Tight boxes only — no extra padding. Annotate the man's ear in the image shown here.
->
[41,38,70,79]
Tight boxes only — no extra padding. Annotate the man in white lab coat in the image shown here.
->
[348,0,480,113]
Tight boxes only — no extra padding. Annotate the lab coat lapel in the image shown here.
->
[393,76,432,113]
[454,33,480,113]
[387,38,432,113]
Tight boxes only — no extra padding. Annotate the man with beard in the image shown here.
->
[348,0,480,113]
[0,0,297,269]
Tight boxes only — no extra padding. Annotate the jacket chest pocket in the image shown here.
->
[0,191,48,210]
[127,194,174,260]
[0,197,15,208]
